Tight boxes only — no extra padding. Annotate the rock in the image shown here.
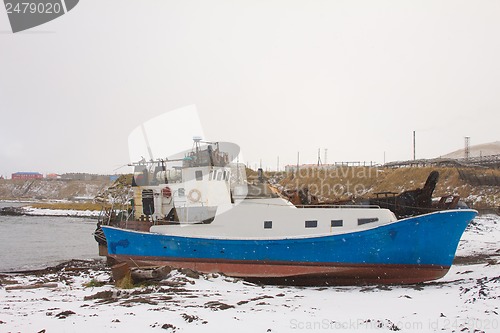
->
[131,266,171,282]
[0,206,26,216]
[54,310,75,319]
[178,268,200,279]
[161,323,177,331]
[204,301,234,311]
[181,313,201,323]
[84,290,115,301]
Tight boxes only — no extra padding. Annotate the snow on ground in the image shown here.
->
[1,215,499,333]
[23,206,101,218]
[456,214,499,259]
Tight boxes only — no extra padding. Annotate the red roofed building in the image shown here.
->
[11,172,43,180]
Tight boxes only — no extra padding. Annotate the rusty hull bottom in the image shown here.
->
[106,255,449,286]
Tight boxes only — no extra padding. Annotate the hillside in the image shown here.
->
[1,167,499,210]
[0,179,111,201]
[278,166,500,209]
[442,141,500,159]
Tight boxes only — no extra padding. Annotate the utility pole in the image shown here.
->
[413,130,416,160]
[324,148,328,165]
[297,152,300,172]
[317,148,322,166]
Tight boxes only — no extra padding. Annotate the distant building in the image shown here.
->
[11,172,43,180]
[46,173,61,179]
[61,173,110,181]
[284,163,374,173]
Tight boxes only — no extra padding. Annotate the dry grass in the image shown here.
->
[279,166,500,208]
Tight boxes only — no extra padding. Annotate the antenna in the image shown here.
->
[465,136,470,161]
[236,154,240,183]
[192,136,202,151]
[141,124,154,161]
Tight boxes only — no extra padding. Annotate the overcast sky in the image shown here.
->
[1,0,499,176]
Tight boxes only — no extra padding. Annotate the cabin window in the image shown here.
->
[133,166,148,186]
[195,170,203,181]
[178,188,185,197]
[217,171,223,181]
[223,171,229,181]
[331,220,343,227]
[358,218,379,225]
[305,220,318,228]
[141,189,155,215]
[264,221,272,229]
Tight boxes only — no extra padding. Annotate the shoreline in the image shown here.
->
[1,255,499,332]
[0,202,101,219]
[1,201,498,219]
[0,215,498,332]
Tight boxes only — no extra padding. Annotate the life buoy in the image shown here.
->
[187,189,201,203]
[162,187,172,198]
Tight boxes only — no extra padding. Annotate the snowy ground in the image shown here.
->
[22,206,101,218]
[1,215,499,333]
[0,202,101,218]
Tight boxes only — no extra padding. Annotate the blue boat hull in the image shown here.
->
[102,209,477,285]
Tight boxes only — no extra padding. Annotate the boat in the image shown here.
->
[98,138,477,286]
[282,170,469,219]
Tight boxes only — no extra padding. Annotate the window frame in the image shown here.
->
[305,220,318,228]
